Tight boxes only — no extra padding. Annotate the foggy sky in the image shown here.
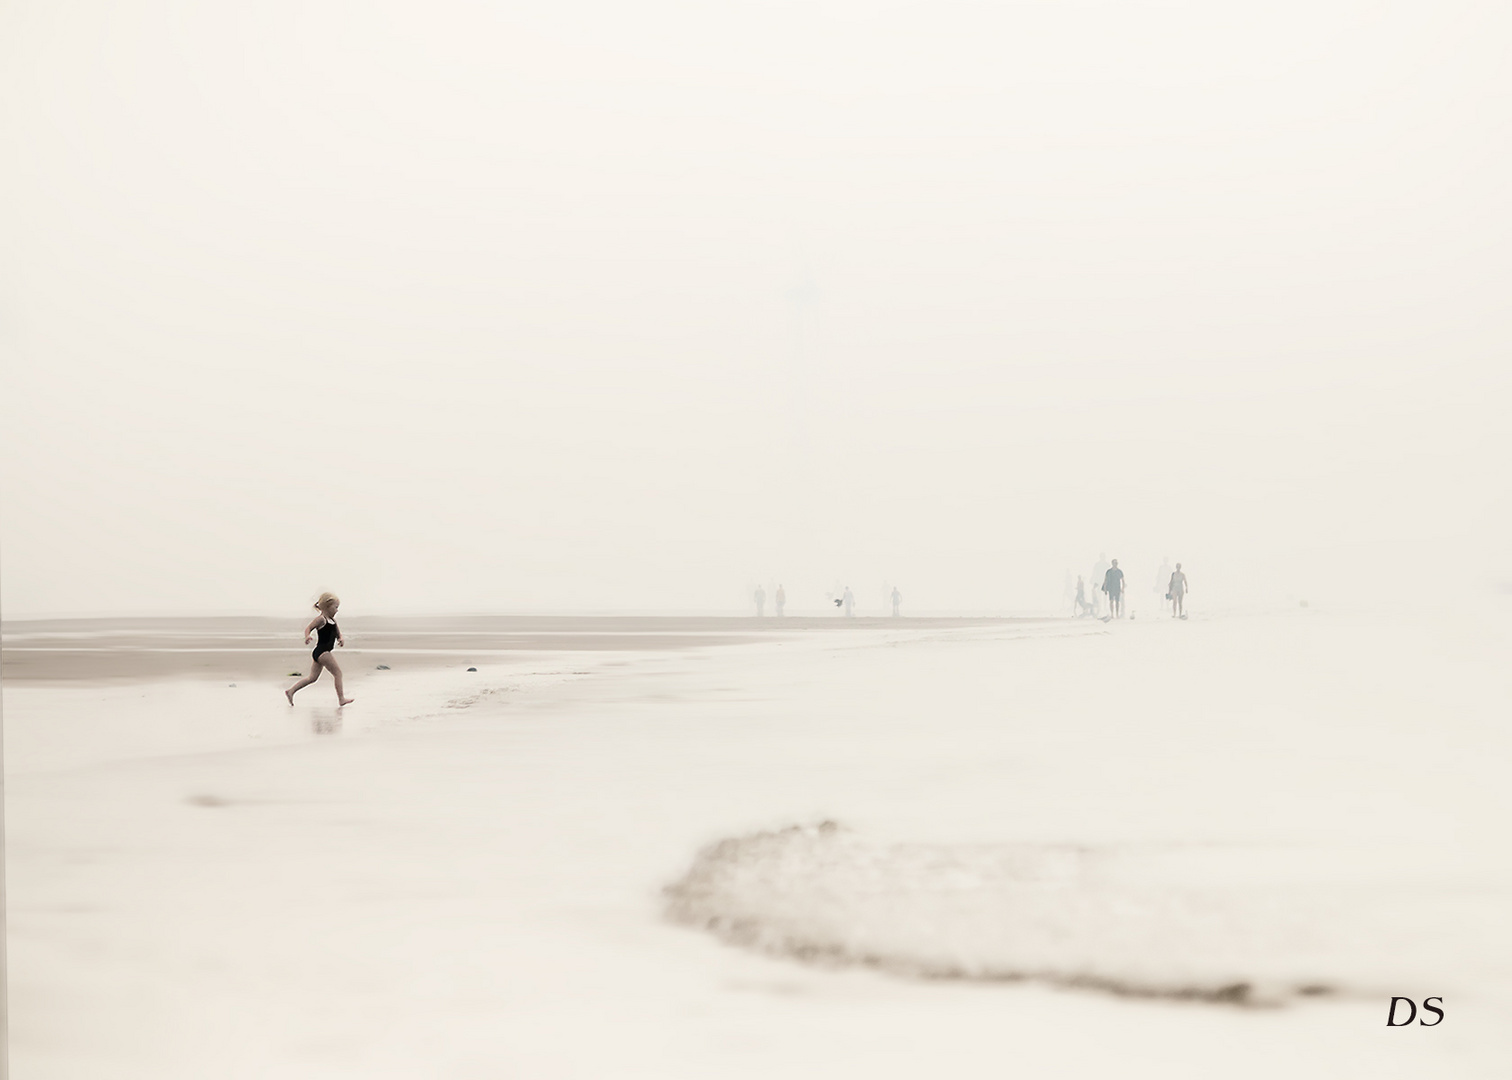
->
[3,0,1508,616]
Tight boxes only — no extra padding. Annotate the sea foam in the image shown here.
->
[664,823,1449,1005]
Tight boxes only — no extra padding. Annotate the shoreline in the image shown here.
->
[0,615,1047,684]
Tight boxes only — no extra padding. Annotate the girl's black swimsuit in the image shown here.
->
[312,618,339,661]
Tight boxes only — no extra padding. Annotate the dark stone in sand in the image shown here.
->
[377,664,390,670]
[467,667,478,672]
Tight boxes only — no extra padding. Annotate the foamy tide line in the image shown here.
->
[665,823,1461,1006]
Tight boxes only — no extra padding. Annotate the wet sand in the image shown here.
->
[4,611,1507,1078]
[1,615,1028,683]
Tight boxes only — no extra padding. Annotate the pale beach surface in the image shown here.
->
[3,611,1507,1078]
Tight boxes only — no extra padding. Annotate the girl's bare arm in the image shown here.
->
[303,616,323,644]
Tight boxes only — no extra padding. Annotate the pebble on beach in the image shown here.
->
[467,667,478,672]
[377,664,390,670]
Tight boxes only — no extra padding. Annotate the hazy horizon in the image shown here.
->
[4,0,1508,618]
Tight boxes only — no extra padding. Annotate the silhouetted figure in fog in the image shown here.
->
[1092,553,1110,618]
[842,586,855,617]
[775,584,786,616]
[891,586,902,617]
[1155,556,1173,597]
[1074,575,1092,617]
[754,585,766,617]
[1168,563,1188,618]
[1102,559,1125,619]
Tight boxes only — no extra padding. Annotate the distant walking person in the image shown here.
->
[1155,557,1173,598]
[754,584,766,617]
[286,592,353,705]
[891,586,902,617]
[775,584,786,616]
[1168,563,1188,618]
[1102,559,1125,619]
[1074,575,1091,617]
[842,586,855,617]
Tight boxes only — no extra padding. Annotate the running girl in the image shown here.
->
[285,592,354,705]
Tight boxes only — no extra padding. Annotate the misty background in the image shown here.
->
[2,0,1508,616]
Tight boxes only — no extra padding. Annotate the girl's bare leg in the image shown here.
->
[321,655,354,705]
[286,659,324,703]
